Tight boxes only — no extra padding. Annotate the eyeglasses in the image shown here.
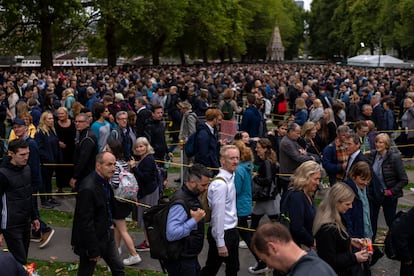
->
[74,120,87,123]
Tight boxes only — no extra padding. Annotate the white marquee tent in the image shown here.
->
[347,55,404,67]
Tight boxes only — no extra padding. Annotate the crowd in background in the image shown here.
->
[1,63,414,275]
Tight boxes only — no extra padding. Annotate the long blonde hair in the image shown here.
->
[313,182,355,239]
[37,111,56,135]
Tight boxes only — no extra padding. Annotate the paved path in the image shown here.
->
[25,169,414,275]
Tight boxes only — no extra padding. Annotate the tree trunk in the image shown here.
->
[201,43,208,63]
[39,16,53,69]
[179,47,186,65]
[151,34,166,66]
[105,18,117,67]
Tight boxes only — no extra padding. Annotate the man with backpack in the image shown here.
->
[163,163,211,276]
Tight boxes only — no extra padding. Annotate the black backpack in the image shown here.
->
[384,210,407,260]
[143,197,189,261]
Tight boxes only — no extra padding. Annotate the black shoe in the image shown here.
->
[174,178,181,183]
[48,198,61,207]
[248,260,270,274]
[370,246,384,267]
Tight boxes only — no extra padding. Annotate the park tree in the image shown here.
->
[308,0,341,59]
[0,0,86,68]
[123,0,188,65]
[83,0,143,66]
[395,0,414,59]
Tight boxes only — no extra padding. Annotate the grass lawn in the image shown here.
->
[28,259,165,276]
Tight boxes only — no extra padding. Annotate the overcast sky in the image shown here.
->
[303,0,311,10]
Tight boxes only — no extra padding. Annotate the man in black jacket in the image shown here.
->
[71,151,124,275]
[165,163,211,275]
[69,113,98,190]
[0,139,40,265]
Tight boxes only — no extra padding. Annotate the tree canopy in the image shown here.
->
[0,0,305,67]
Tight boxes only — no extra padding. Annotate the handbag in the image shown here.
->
[277,100,287,114]
[252,160,278,201]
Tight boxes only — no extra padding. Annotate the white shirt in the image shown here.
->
[208,168,238,247]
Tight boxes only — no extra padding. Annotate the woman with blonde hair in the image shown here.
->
[298,121,321,158]
[62,88,76,118]
[129,137,159,251]
[308,98,324,122]
[292,97,308,126]
[313,182,370,276]
[55,107,76,193]
[280,160,323,250]
[35,111,62,208]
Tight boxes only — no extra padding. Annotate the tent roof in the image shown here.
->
[347,55,404,67]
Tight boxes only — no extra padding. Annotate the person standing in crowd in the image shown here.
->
[322,125,350,186]
[0,139,40,265]
[291,98,308,126]
[144,104,173,163]
[368,133,408,240]
[298,121,322,161]
[71,151,125,275]
[55,107,76,193]
[396,97,414,158]
[69,113,98,190]
[201,145,240,276]
[251,222,336,276]
[218,88,242,141]
[240,94,262,138]
[91,103,111,152]
[165,163,211,276]
[129,137,160,252]
[105,140,142,266]
[194,108,224,174]
[370,94,384,131]
[178,101,198,183]
[281,160,322,250]
[8,112,36,141]
[278,123,314,195]
[12,118,55,249]
[35,111,62,208]
[109,111,136,161]
[134,96,151,138]
[388,206,414,276]
[313,182,371,276]
[343,133,368,181]
[248,138,278,274]
[354,120,371,154]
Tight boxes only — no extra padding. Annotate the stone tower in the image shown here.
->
[266,25,285,61]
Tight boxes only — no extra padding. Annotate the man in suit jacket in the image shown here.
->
[371,94,384,131]
[344,133,369,181]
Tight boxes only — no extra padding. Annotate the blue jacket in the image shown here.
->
[294,109,308,126]
[234,161,252,217]
[240,106,261,137]
[343,178,364,238]
[322,141,343,185]
[194,123,220,170]
[281,189,315,247]
[35,129,62,164]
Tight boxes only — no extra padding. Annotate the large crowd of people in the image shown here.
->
[0,63,414,275]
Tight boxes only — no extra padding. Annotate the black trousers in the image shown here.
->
[201,227,239,276]
[77,229,124,276]
[3,224,31,265]
[164,257,200,276]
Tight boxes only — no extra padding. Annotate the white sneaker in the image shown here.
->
[239,240,248,249]
[123,254,142,266]
[410,187,414,193]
